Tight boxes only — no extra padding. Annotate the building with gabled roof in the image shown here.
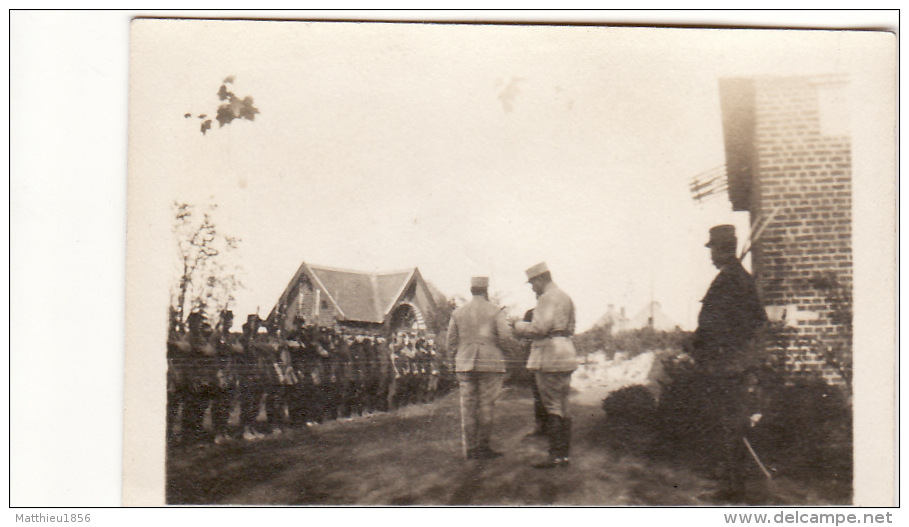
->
[266,262,441,336]
[627,301,678,332]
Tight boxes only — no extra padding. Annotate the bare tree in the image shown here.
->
[171,201,243,332]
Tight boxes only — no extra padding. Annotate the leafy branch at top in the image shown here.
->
[184,76,260,135]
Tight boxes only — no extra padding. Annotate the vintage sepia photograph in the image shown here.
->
[122,18,896,506]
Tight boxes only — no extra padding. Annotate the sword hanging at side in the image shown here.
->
[743,437,773,480]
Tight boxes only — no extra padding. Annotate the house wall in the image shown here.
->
[738,75,852,384]
[385,282,437,337]
[282,275,339,330]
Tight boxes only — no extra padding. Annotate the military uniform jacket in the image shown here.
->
[693,259,767,372]
[514,282,578,372]
[447,296,513,373]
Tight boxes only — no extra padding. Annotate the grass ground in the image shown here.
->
[166,385,850,505]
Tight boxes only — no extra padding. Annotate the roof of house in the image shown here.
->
[627,301,677,331]
[274,262,419,324]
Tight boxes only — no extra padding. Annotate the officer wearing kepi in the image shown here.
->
[447,276,514,460]
[691,225,768,503]
[513,262,578,469]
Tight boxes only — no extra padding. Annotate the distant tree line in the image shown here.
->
[572,325,692,358]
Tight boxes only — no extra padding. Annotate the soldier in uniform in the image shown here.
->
[388,333,408,408]
[411,335,425,404]
[182,314,219,444]
[238,317,266,440]
[266,326,298,433]
[301,325,327,423]
[423,338,441,402]
[259,325,287,434]
[375,336,394,412]
[447,276,514,460]
[318,327,341,422]
[414,335,434,403]
[404,333,420,405]
[360,337,380,413]
[691,225,768,503]
[166,324,192,445]
[212,310,239,444]
[339,335,360,418]
[513,262,578,468]
[285,317,311,426]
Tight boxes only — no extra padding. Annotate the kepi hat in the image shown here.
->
[706,224,737,248]
[525,262,549,282]
[470,276,489,289]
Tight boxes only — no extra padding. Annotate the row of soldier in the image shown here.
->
[166,311,452,445]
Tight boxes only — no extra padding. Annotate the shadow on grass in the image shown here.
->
[592,382,852,505]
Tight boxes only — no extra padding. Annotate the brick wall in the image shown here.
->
[725,75,853,385]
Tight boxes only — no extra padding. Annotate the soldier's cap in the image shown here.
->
[706,224,737,248]
[525,262,549,282]
[256,326,269,334]
[470,276,489,289]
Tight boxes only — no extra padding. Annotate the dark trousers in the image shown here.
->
[321,382,338,421]
[182,385,215,442]
[288,384,310,424]
[706,374,749,496]
[239,382,264,429]
[306,384,325,423]
[265,385,289,427]
[166,388,185,442]
[211,386,234,434]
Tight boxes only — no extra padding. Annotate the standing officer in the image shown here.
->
[513,262,578,469]
[212,310,239,444]
[691,225,767,503]
[447,276,513,460]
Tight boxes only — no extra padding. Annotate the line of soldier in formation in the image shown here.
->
[166,312,453,445]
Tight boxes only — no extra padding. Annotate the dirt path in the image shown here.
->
[166,386,846,505]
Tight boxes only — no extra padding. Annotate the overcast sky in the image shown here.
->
[129,20,886,330]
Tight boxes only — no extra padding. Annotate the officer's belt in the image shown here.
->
[531,330,572,339]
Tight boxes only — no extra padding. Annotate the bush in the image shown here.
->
[749,372,852,482]
[573,326,692,360]
[602,385,658,423]
[599,385,659,455]
[611,327,691,359]
[652,353,717,462]
[651,350,852,483]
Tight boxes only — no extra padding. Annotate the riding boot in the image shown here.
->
[533,415,568,469]
[559,417,572,461]
[532,397,548,435]
[528,412,548,438]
